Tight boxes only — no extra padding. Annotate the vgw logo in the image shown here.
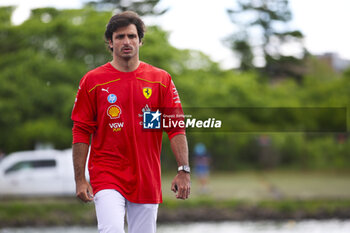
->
[143,110,161,129]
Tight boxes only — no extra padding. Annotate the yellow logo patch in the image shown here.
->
[143,87,152,99]
[107,105,121,119]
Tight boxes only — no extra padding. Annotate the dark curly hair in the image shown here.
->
[105,11,146,51]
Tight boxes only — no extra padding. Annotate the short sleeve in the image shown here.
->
[162,75,186,140]
[71,76,97,144]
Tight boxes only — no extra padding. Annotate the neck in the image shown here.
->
[110,57,140,72]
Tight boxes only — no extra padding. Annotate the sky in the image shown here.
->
[1,0,349,69]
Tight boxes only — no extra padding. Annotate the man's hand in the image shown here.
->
[72,143,92,202]
[76,179,94,202]
[171,171,190,199]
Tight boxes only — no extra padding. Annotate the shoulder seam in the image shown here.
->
[88,78,121,93]
[136,77,167,88]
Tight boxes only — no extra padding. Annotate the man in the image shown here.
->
[71,11,190,233]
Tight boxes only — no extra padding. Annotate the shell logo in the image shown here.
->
[107,105,122,119]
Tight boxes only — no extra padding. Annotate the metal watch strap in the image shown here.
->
[178,165,191,173]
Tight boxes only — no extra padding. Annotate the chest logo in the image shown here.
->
[102,87,109,93]
[107,94,117,103]
[143,87,152,99]
[107,105,122,119]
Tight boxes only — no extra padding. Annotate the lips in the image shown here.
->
[122,47,132,53]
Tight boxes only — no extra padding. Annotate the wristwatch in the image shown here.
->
[178,165,191,173]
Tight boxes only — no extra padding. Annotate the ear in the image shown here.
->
[139,40,143,46]
[108,39,113,49]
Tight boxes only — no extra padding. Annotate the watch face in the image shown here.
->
[179,165,190,173]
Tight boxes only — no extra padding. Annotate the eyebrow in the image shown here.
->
[115,33,137,37]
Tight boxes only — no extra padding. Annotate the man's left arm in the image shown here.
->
[170,134,191,199]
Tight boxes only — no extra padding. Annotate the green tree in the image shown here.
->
[1,6,349,170]
[0,6,216,153]
[226,0,307,80]
[0,7,112,152]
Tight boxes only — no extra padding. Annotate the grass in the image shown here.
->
[161,170,350,201]
[1,170,350,226]
[0,198,96,226]
[256,199,350,214]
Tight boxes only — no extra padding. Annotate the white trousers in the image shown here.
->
[94,189,159,233]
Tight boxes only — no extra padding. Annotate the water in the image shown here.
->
[1,220,350,233]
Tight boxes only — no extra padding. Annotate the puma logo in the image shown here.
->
[102,87,109,93]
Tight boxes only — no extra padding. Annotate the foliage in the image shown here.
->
[0,7,112,152]
[226,0,307,80]
[1,197,350,226]
[0,7,349,170]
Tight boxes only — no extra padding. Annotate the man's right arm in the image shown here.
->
[72,142,93,202]
[71,75,96,202]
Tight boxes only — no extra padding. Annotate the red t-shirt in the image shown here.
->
[71,62,185,203]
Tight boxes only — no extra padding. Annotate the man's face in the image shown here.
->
[109,24,141,60]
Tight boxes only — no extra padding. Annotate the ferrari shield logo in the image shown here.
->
[143,87,152,99]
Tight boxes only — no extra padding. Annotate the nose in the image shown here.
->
[123,37,131,45]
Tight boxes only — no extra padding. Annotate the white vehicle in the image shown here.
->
[0,149,86,196]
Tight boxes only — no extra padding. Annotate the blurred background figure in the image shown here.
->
[193,143,211,194]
